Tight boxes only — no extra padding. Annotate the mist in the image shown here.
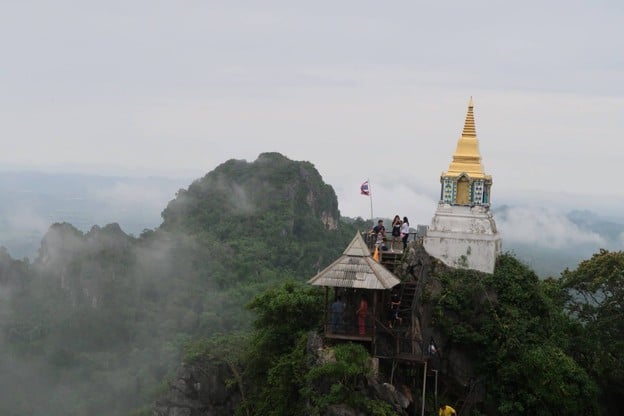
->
[0,219,235,415]
[497,206,606,249]
[0,172,190,259]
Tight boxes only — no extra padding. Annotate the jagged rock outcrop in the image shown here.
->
[34,222,136,308]
[395,239,483,406]
[154,331,413,416]
[300,332,411,416]
[153,361,242,416]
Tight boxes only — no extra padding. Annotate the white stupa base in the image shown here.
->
[423,204,502,274]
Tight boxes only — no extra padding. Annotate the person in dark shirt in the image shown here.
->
[391,215,402,250]
[389,292,402,328]
[372,219,386,238]
[330,296,346,333]
[371,219,386,249]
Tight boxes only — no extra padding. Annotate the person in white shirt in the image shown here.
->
[400,217,410,251]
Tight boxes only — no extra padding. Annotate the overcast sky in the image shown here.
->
[2,1,623,225]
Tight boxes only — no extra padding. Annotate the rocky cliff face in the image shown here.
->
[34,222,135,308]
[153,332,413,416]
[398,239,483,405]
[153,361,242,416]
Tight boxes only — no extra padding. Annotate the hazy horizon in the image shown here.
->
[0,168,621,278]
[2,1,622,227]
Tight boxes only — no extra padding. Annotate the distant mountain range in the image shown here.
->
[0,171,622,275]
[0,171,191,258]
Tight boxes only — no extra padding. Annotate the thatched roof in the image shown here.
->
[307,232,401,290]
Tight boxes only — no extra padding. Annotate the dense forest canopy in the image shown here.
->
[0,152,621,415]
[0,153,365,415]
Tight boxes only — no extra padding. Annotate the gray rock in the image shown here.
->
[153,361,241,416]
[323,404,364,416]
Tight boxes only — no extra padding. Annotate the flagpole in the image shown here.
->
[368,178,374,222]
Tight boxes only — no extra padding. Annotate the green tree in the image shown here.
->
[242,280,323,415]
[434,254,598,415]
[560,249,624,414]
[245,280,323,378]
[304,343,395,416]
[0,153,368,415]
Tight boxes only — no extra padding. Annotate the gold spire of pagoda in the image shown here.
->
[443,97,489,179]
[462,96,476,136]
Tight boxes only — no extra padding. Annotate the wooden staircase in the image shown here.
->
[456,379,481,416]
[398,281,418,321]
[379,250,403,273]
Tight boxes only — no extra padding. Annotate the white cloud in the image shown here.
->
[4,207,50,236]
[89,181,175,210]
[497,206,606,249]
[0,0,622,226]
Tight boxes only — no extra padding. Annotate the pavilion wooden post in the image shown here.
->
[372,291,377,354]
[420,360,427,416]
[324,287,329,334]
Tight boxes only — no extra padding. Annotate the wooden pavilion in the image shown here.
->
[307,232,401,343]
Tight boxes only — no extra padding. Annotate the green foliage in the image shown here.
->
[160,153,355,284]
[245,334,310,416]
[0,153,366,416]
[182,332,248,365]
[243,323,393,416]
[4,152,617,415]
[433,253,598,415]
[300,343,396,416]
[245,280,323,379]
[304,343,378,413]
[560,249,624,413]
[492,344,597,415]
[239,281,323,416]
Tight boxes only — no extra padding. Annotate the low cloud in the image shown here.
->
[89,180,177,211]
[4,205,50,235]
[87,179,184,233]
[497,206,606,249]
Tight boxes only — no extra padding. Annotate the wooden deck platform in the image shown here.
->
[394,352,427,363]
[324,332,373,342]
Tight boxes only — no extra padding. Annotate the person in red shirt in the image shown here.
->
[356,296,368,335]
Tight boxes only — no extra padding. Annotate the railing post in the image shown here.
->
[421,360,427,416]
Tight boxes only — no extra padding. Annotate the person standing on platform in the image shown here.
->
[391,215,402,251]
[373,219,385,236]
[389,291,402,328]
[372,219,386,251]
[330,296,346,333]
[400,216,410,251]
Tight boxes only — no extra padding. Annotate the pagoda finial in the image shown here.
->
[443,97,487,179]
[462,97,476,137]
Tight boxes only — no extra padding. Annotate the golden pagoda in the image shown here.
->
[424,98,501,274]
[440,98,492,206]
